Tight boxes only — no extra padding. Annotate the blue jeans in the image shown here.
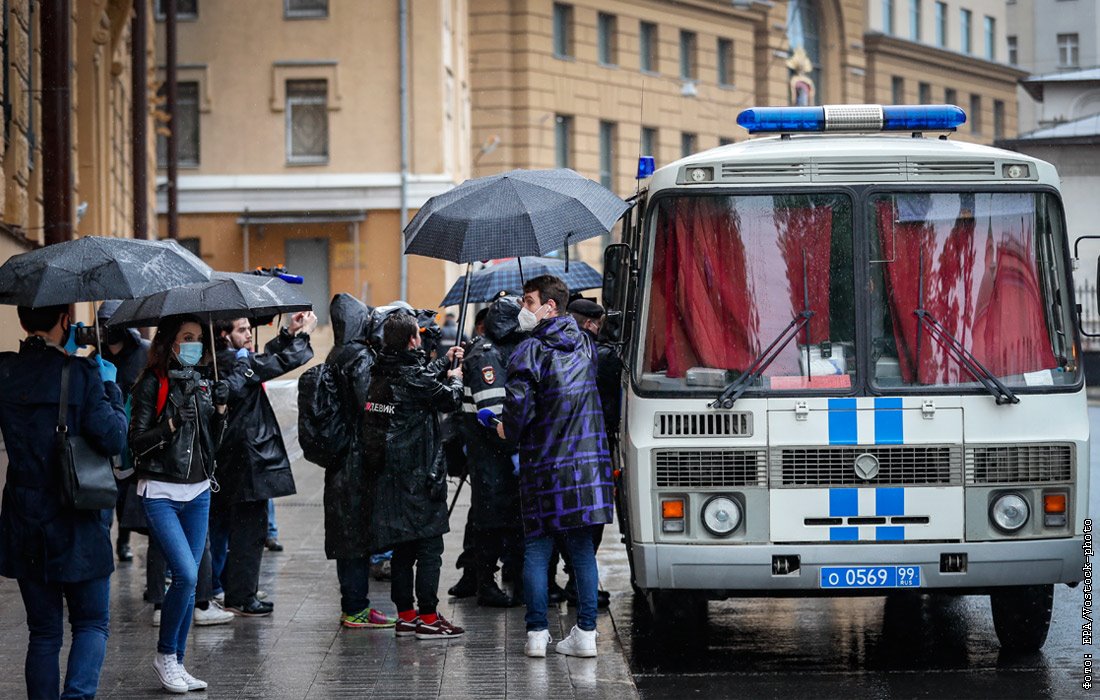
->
[17,575,110,700]
[267,499,278,539]
[143,489,210,661]
[524,526,599,632]
[209,515,227,596]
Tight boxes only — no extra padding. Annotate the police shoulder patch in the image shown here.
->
[481,366,496,385]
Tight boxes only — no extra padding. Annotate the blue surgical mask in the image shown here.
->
[176,341,203,367]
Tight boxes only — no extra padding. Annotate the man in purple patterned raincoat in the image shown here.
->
[497,274,614,659]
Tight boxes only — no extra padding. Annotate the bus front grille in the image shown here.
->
[965,443,1074,484]
[771,445,962,487]
[655,449,767,487]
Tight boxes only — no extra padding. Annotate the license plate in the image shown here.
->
[820,565,921,589]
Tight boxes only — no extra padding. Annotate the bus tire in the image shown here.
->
[990,584,1054,653]
[647,590,708,636]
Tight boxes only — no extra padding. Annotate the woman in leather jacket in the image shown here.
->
[128,315,228,693]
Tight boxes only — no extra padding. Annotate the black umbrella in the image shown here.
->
[404,169,627,363]
[107,272,313,380]
[0,236,212,308]
[440,257,602,306]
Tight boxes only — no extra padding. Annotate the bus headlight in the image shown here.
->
[990,493,1030,532]
[702,496,742,537]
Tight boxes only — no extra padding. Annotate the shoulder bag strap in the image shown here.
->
[57,357,71,437]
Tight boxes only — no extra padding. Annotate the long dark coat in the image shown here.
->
[214,330,312,503]
[363,349,461,551]
[322,294,376,560]
[0,339,127,582]
[502,315,614,538]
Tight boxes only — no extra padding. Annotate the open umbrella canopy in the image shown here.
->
[107,271,312,328]
[0,236,212,307]
[403,168,628,264]
[440,257,602,307]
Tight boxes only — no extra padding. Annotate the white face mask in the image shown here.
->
[517,303,546,332]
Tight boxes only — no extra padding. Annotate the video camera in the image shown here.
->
[250,264,304,284]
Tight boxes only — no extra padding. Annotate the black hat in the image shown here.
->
[567,298,604,320]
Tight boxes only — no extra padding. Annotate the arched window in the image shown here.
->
[787,0,822,105]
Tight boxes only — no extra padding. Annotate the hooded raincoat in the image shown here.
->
[363,349,462,552]
[502,315,614,538]
[322,294,376,560]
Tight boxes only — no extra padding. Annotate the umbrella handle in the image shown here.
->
[452,262,473,370]
[209,317,219,383]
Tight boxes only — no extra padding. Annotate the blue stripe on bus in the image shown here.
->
[830,527,859,541]
[829,488,858,518]
[874,397,904,444]
[828,398,858,445]
[875,488,905,517]
[876,526,905,541]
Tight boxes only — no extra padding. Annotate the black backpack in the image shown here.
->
[297,362,351,468]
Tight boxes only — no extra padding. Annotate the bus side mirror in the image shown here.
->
[602,243,630,311]
[600,310,623,343]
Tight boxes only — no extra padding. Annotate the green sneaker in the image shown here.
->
[342,607,397,629]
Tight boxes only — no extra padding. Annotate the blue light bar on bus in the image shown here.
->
[736,104,967,134]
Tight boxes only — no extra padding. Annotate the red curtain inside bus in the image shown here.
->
[876,197,1057,384]
[648,197,834,378]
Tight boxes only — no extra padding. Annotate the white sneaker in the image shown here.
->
[152,608,161,627]
[152,652,188,694]
[211,592,225,608]
[525,629,552,658]
[176,664,208,691]
[554,625,598,658]
[194,604,235,626]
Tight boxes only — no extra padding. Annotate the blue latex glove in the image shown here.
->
[511,454,520,476]
[63,324,80,353]
[97,356,118,384]
[235,347,249,359]
[477,407,500,428]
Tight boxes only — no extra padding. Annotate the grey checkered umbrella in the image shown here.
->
[440,257,601,307]
[403,169,627,263]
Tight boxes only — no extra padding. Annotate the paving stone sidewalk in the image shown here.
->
[0,381,639,699]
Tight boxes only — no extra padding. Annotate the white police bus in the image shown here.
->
[600,105,1088,651]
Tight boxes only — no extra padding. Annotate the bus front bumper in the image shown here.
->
[631,539,1086,592]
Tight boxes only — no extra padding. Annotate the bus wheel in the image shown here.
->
[647,590,708,636]
[990,584,1054,653]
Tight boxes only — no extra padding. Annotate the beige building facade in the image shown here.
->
[0,0,157,351]
[155,0,471,319]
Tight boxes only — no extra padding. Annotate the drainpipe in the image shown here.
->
[131,0,149,239]
[165,0,178,239]
[40,0,72,245]
[398,0,409,300]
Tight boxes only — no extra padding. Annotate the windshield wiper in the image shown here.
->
[712,251,814,409]
[913,257,1019,405]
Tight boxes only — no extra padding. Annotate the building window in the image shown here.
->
[717,38,734,86]
[891,76,904,104]
[993,99,1005,139]
[945,87,957,105]
[597,13,617,66]
[970,94,982,134]
[935,2,947,47]
[680,30,697,81]
[641,126,657,158]
[285,0,327,19]
[286,80,328,164]
[639,22,658,73]
[155,0,197,20]
[984,16,995,60]
[554,114,573,169]
[156,81,200,168]
[787,0,823,104]
[910,0,921,41]
[681,132,697,157]
[883,0,894,34]
[553,3,573,59]
[1058,33,1079,67]
[918,81,931,104]
[1008,36,1017,65]
[960,9,972,54]
[599,121,616,191]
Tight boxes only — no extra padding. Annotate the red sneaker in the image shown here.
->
[395,616,420,637]
[415,614,466,640]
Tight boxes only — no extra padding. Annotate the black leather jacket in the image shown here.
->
[129,366,225,484]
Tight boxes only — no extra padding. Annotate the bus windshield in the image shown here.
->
[640,193,856,393]
[870,191,1078,390]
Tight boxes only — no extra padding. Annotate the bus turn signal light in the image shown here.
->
[1044,494,1066,514]
[662,500,684,519]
